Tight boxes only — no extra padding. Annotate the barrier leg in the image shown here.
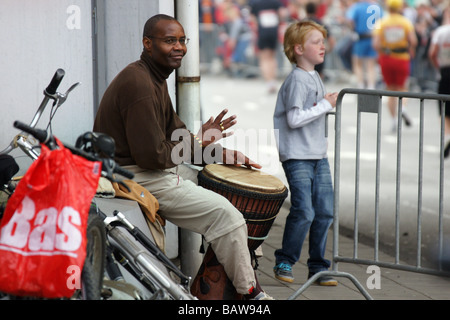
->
[286,270,373,300]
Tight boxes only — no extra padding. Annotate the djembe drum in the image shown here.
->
[198,164,287,251]
[191,164,287,300]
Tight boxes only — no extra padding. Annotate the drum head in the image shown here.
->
[202,164,286,194]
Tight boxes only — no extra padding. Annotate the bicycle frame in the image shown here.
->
[96,207,194,300]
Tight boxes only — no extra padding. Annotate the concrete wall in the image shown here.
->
[0,0,173,170]
[94,0,175,108]
[0,0,94,170]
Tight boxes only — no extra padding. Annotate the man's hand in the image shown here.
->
[198,109,236,147]
[222,148,262,169]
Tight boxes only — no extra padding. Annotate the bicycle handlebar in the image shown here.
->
[4,68,134,182]
[0,68,72,157]
[13,120,53,146]
[99,158,134,180]
[13,120,134,181]
[45,68,65,96]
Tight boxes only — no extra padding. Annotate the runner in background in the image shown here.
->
[346,0,383,90]
[428,5,450,158]
[373,0,418,132]
[249,0,287,94]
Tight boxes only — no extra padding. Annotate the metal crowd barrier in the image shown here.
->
[288,88,450,300]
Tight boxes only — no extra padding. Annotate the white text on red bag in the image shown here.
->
[0,196,83,256]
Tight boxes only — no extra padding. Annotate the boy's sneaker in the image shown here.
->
[273,263,294,283]
[316,276,338,286]
[308,273,338,286]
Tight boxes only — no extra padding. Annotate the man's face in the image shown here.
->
[144,19,187,70]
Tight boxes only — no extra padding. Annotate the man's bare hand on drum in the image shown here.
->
[198,109,236,147]
[222,148,262,170]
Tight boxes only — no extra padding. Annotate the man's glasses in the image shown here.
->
[147,36,190,46]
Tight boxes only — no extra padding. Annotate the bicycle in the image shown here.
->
[0,69,107,299]
[0,69,196,300]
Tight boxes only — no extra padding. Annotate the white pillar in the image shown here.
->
[175,0,203,281]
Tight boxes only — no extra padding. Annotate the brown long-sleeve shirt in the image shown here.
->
[93,52,200,170]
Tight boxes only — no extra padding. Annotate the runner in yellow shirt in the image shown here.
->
[373,0,418,132]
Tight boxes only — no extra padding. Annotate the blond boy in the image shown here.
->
[273,21,338,285]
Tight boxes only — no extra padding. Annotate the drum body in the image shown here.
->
[198,164,287,251]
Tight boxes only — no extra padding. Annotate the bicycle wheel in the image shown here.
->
[77,210,107,299]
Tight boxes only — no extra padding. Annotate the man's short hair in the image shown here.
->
[143,14,177,38]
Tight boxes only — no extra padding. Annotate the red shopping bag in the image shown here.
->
[0,139,101,298]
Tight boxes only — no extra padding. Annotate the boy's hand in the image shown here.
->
[324,92,338,108]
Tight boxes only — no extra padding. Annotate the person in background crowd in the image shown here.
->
[249,0,286,94]
[429,4,450,158]
[413,0,441,91]
[215,0,242,72]
[373,0,418,132]
[346,0,383,89]
[334,0,357,73]
[227,3,253,77]
[199,0,217,67]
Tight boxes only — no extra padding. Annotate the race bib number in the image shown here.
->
[383,26,406,44]
[259,10,279,28]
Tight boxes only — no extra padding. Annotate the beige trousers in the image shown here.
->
[123,164,256,294]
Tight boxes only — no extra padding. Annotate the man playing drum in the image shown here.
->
[93,14,272,300]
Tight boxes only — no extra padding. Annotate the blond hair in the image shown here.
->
[283,20,327,64]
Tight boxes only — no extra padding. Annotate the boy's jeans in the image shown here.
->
[275,158,334,274]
